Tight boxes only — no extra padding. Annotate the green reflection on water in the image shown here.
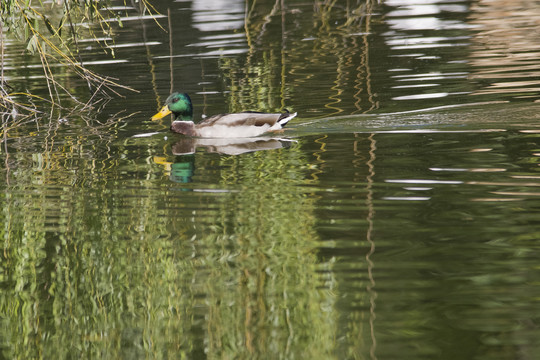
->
[0,134,336,359]
[5,0,540,358]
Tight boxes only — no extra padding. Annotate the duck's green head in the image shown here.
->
[152,92,193,121]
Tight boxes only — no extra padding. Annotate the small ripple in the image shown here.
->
[109,42,161,48]
[386,179,463,185]
[430,167,507,173]
[393,92,453,100]
[382,196,431,201]
[392,71,469,81]
[100,14,166,23]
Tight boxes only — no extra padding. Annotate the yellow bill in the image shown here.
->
[151,105,171,120]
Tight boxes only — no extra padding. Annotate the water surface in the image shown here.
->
[2,0,540,359]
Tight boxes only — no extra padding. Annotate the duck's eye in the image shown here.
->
[172,97,179,103]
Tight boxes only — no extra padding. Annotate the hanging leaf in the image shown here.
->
[26,34,39,54]
[42,15,58,36]
[57,12,67,37]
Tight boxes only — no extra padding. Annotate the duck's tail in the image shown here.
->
[278,110,297,127]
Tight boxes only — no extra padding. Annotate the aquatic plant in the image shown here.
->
[0,0,157,121]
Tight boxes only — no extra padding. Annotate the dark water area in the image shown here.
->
[2,0,540,359]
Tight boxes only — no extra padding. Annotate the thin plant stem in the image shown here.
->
[168,7,174,94]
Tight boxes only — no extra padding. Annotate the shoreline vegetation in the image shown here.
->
[0,0,157,124]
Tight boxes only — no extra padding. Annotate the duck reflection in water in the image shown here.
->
[171,137,294,156]
[154,137,294,184]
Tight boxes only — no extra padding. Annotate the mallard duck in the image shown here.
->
[151,92,296,138]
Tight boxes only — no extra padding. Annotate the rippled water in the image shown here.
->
[2,0,540,358]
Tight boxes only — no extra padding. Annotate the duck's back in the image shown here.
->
[200,112,282,127]
[195,111,295,138]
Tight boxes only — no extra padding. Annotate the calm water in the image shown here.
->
[3,0,540,359]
